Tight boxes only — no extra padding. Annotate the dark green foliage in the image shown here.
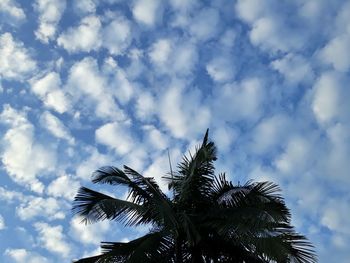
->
[72,130,317,263]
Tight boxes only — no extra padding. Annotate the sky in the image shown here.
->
[0,0,349,262]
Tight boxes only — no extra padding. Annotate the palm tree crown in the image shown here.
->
[72,130,317,263]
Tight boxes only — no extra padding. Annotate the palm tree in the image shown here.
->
[72,130,317,263]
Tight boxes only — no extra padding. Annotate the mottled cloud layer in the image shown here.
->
[0,0,349,262]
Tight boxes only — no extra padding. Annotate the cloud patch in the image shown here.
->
[4,248,50,263]
[57,14,132,55]
[31,72,71,114]
[132,0,162,26]
[0,105,56,193]
[34,0,66,43]
[66,57,125,120]
[0,0,26,25]
[40,111,75,144]
[34,222,71,258]
[0,33,36,80]
[57,15,101,53]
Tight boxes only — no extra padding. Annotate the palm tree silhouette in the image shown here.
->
[72,130,316,262]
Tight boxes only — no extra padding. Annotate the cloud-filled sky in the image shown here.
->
[0,0,349,262]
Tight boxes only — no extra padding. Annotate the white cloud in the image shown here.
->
[73,0,97,15]
[17,196,66,221]
[67,57,125,120]
[31,72,59,97]
[335,1,350,35]
[75,147,114,180]
[70,217,110,245]
[143,125,169,151]
[250,114,291,154]
[235,0,267,23]
[274,136,311,175]
[172,42,198,76]
[160,87,187,137]
[0,0,26,24]
[149,39,172,66]
[248,165,278,185]
[271,53,314,84]
[219,29,236,48]
[206,55,235,83]
[312,72,342,125]
[125,49,146,79]
[122,147,148,171]
[148,39,198,76]
[34,222,71,258]
[132,0,162,26]
[0,33,36,80]
[297,0,327,23]
[31,72,71,114]
[57,15,101,52]
[0,105,56,193]
[68,58,104,97]
[47,174,80,200]
[40,111,74,144]
[325,123,350,182]
[134,91,156,121]
[4,248,50,263]
[250,17,281,52]
[189,7,220,41]
[170,0,198,11]
[321,198,350,235]
[0,214,5,230]
[104,58,134,105]
[320,34,350,72]
[159,84,210,139]
[0,187,24,202]
[331,234,347,249]
[236,1,305,54]
[212,78,265,123]
[95,122,135,155]
[114,70,134,104]
[213,126,238,153]
[102,16,132,55]
[34,0,66,43]
[58,14,132,55]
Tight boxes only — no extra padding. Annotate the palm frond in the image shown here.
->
[177,212,201,246]
[200,236,269,263]
[72,254,106,263]
[92,166,129,185]
[123,166,179,231]
[72,187,153,226]
[92,166,150,204]
[99,231,174,263]
[213,180,291,224]
[250,229,317,263]
[166,130,217,205]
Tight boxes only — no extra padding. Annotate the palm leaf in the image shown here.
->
[213,180,291,223]
[250,230,317,263]
[166,129,217,206]
[91,166,151,205]
[74,231,174,263]
[72,187,154,226]
[123,166,179,232]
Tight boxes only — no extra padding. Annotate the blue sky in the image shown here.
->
[0,0,350,262]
